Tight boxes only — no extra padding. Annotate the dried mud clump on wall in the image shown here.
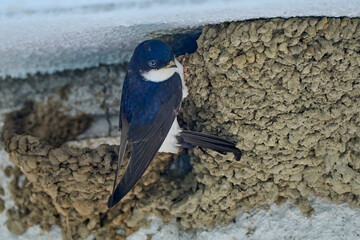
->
[1,17,360,239]
[181,17,360,221]
[5,166,59,235]
[1,102,177,239]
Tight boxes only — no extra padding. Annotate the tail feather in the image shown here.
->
[181,130,235,146]
[179,130,242,160]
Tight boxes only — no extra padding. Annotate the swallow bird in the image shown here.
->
[107,40,242,208]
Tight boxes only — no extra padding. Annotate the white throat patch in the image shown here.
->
[142,66,178,82]
[141,59,188,99]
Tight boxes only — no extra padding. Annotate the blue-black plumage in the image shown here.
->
[108,39,242,208]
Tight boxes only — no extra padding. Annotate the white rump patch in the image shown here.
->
[158,119,182,154]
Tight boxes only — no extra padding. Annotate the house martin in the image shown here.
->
[108,39,242,208]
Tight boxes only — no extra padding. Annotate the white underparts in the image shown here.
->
[142,58,189,154]
[159,118,182,154]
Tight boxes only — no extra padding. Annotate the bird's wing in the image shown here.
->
[107,80,130,208]
[108,73,182,208]
[107,116,128,208]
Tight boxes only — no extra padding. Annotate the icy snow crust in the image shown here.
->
[1,0,360,78]
[128,199,360,240]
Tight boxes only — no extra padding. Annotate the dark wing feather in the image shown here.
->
[107,116,129,208]
[108,73,182,208]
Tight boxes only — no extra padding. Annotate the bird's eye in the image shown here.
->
[148,60,157,68]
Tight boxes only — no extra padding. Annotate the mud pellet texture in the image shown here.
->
[1,17,360,239]
[181,17,360,223]
[0,198,5,213]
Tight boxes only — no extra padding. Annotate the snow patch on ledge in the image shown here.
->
[0,0,360,78]
[128,199,360,240]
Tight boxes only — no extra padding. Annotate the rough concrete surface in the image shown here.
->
[1,17,360,239]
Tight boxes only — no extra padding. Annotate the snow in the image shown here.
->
[129,199,360,240]
[1,0,360,78]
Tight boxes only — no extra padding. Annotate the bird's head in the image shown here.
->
[130,40,178,82]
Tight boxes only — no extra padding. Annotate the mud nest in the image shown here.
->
[1,17,360,239]
[181,16,360,218]
[1,101,178,239]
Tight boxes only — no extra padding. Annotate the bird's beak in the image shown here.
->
[166,60,177,68]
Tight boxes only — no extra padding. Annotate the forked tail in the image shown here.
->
[178,130,242,160]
